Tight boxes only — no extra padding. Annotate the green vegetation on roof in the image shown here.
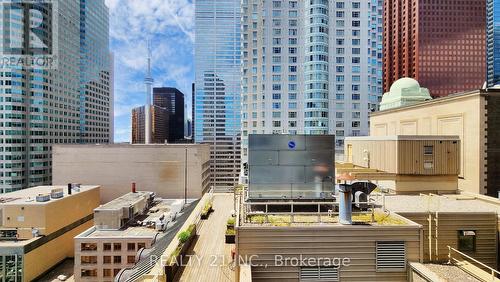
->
[247,211,407,226]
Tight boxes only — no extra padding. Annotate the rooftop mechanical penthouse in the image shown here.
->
[247,135,335,200]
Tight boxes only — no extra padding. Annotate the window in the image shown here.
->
[458,231,476,252]
[103,243,112,251]
[127,256,136,264]
[300,266,339,281]
[137,242,146,250]
[81,256,97,264]
[103,269,112,277]
[81,243,97,251]
[103,256,111,264]
[114,256,122,263]
[81,269,97,277]
[376,241,406,270]
[113,243,122,251]
[424,146,434,155]
[127,243,135,251]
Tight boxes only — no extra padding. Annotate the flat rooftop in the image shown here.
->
[96,191,152,211]
[0,185,99,206]
[78,199,190,239]
[379,193,500,214]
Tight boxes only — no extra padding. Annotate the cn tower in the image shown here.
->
[144,41,154,144]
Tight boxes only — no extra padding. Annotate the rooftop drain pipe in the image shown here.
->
[338,183,352,225]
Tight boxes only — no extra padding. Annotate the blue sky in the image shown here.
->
[105,0,194,142]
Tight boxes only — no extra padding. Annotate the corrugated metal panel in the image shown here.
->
[376,241,406,270]
[238,226,421,281]
[345,138,460,175]
[400,212,497,267]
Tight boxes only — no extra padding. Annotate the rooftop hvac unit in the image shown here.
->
[50,189,64,199]
[72,184,81,192]
[36,194,50,202]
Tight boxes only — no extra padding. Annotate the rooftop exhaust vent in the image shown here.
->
[36,194,50,203]
[50,189,64,199]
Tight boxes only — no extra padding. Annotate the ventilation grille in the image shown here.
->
[376,241,406,270]
[300,266,339,281]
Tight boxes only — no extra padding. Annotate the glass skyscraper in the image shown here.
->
[0,0,112,192]
[194,0,241,190]
[80,0,114,144]
[488,0,500,86]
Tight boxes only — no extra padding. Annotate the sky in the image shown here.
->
[104,0,195,142]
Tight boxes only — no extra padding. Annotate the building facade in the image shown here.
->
[0,185,100,282]
[131,105,169,144]
[370,87,500,197]
[0,0,112,193]
[383,0,487,97]
[52,144,211,203]
[487,0,500,86]
[153,87,185,143]
[80,0,114,144]
[74,192,185,281]
[194,0,241,190]
[240,0,382,168]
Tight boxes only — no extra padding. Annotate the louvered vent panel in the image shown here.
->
[376,241,406,270]
[300,267,339,281]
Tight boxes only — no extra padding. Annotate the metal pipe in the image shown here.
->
[338,184,352,225]
[184,146,188,205]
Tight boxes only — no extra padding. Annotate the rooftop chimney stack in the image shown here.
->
[67,183,72,195]
[132,182,137,193]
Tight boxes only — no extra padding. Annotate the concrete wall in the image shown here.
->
[52,144,211,203]
[370,92,486,194]
[236,224,422,281]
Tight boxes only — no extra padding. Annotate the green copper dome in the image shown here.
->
[380,77,432,111]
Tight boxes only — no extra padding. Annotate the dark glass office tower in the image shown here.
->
[153,87,185,143]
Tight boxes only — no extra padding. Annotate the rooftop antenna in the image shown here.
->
[144,39,154,144]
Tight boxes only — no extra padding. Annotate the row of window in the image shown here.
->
[81,255,136,265]
[80,242,146,252]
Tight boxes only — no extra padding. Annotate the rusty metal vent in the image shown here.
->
[300,266,339,281]
[376,241,406,270]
